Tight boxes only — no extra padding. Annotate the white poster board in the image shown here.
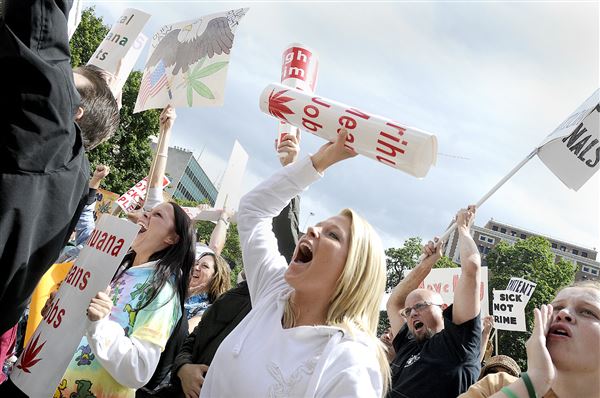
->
[116,176,170,213]
[492,290,528,332]
[11,216,139,398]
[380,267,490,314]
[67,0,83,40]
[182,207,221,222]
[538,89,600,191]
[214,140,249,211]
[88,8,151,75]
[259,83,437,178]
[506,277,536,303]
[134,8,248,112]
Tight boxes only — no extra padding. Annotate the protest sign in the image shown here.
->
[506,277,536,304]
[88,9,151,76]
[259,83,437,177]
[116,176,170,213]
[380,267,490,313]
[11,216,139,398]
[538,89,600,191]
[94,188,120,220]
[277,43,319,155]
[492,290,528,332]
[214,140,249,211]
[134,8,248,112]
[67,0,83,40]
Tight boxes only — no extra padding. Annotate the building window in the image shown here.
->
[484,247,490,254]
[560,246,566,252]
[551,243,557,249]
[573,249,579,256]
[479,235,487,241]
[500,228,506,233]
[592,268,599,276]
[520,233,526,239]
[583,266,591,273]
[478,245,485,253]
[487,237,494,244]
[511,231,517,237]
[582,252,588,258]
[492,226,498,231]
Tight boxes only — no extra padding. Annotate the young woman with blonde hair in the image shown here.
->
[200,130,390,397]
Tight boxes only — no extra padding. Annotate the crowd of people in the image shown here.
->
[1,1,599,397]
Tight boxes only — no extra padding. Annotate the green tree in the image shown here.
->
[487,236,576,369]
[70,8,161,194]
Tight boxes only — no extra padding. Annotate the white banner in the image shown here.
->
[381,267,490,314]
[506,277,536,304]
[67,0,83,40]
[134,8,248,112]
[492,290,528,332]
[214,140,248,211]
[116,176,170,213]
[88,8,151,75]
[182,207,221,222]
[259,83,437,177]
[11,216,139,398]
[537,89,600,191]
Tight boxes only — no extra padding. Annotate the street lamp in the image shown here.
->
[302,211,315,232]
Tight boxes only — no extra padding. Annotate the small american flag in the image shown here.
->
[138,60,169,106]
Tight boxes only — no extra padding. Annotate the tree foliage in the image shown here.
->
[70,8,160,194]
[487,236,576,369]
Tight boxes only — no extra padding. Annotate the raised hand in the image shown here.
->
[525,304,555,397]
[87,287,113,322]
[160,105,177,132]
[310,129,358,173]
[277,131,301,167]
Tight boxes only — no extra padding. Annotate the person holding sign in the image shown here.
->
[386,206,483,398]
[0,0,119,335]
[459,281,600,398]
[200,130,390,397]
[55,201,196,398]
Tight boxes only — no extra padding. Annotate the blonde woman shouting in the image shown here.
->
[201,130,390,397]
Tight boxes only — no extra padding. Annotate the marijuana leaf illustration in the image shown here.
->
[16,332,46,373]
[181,57,229,106]
[267,89,295,122]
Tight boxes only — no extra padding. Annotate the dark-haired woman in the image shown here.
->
[57,201,196,398]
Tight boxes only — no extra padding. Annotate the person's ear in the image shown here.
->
[74,106,85,121]
[165,233,180,245]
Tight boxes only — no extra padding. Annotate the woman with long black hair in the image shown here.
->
[57,201,196,398]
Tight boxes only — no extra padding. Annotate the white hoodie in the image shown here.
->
[200,157,382,398]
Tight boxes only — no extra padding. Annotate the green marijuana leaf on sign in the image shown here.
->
[182,57,229,106]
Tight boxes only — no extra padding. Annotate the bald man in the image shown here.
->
[386,206,483,398]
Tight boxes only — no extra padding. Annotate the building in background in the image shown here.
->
[444,219,599,281]
[150,143,218,205]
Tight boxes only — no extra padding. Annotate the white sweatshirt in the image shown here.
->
[200,156,383,398]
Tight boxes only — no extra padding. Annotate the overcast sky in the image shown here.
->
[90,1,599,254]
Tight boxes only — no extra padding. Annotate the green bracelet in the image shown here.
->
[521,372,537,398]
[501,386,519,398]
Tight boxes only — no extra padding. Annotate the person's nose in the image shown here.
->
[306,225,320,239]
[555,307,575,323]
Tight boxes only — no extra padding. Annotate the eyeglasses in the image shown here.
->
[401,301,443,318]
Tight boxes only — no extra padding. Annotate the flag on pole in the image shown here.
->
[537,89,600,191]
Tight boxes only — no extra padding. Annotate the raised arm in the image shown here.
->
[237,130,356,301]
[207,209,231,256]
[452,206,482,324]
[144,105,176,210]
[386,239,441,337]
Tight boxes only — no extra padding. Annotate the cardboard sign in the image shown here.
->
[11,216,139,397]
[259,83,437,177]
[134,8,248,112]
[492,290,528,332]
[88,9,150,75]
[214,140,248,211]
[538,89,600,191]
[506,277,536,303]
[277,43,319,156]
[116,176,170,213]
[94,188,120,220]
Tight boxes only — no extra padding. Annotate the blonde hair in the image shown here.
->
[557,280,600,296]
[284,208,390,395]
[190,253,231,303]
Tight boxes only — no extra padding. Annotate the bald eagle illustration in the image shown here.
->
[147,16,235,75]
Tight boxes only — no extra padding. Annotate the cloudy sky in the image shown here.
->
[90,1,599,254]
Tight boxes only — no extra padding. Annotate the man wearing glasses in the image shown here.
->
[386,206,482,398]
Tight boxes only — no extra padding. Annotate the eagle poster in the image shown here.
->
[134,8,248,112]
